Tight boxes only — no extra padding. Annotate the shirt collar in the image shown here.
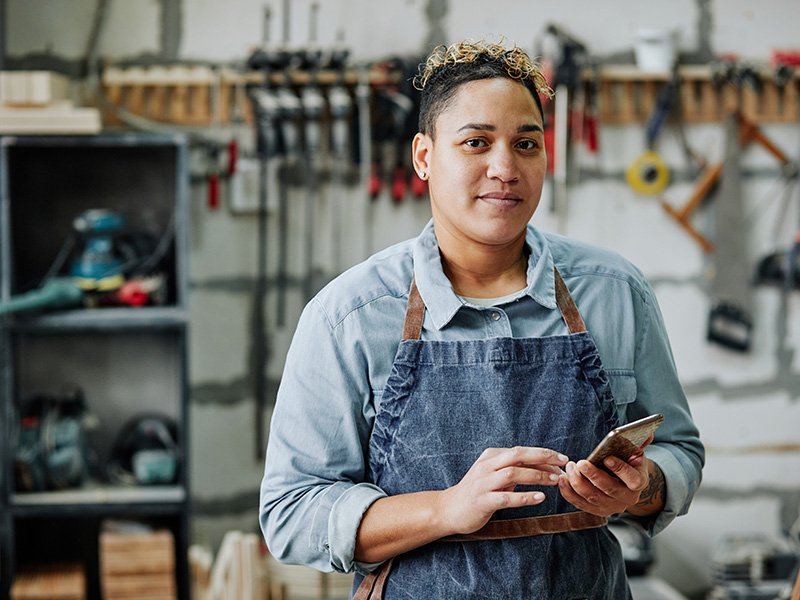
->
[524,225,558,311]
[412,220,558,330]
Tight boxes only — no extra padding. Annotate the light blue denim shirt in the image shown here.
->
[260,220,704,575]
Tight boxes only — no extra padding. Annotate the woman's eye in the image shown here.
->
[465,138,487,148]
[516,140,538,150]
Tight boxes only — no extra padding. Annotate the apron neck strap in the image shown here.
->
[402,276,426,340]
[402,267,587,340]
[554,267,587,334]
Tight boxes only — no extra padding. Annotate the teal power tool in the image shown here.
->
[70,209,129,291]
[0,209,138,316]
[0,278,83,316]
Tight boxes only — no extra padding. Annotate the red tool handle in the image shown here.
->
[227,139,238,175]
[585,114,598,153]
[368,163,383,199]
[116,280,149,307]
[208,173,220,210]
[544,126,555,174]
[391,167,406,203]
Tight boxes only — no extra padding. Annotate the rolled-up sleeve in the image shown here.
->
[625,281,705,536]
[260,297,386,573]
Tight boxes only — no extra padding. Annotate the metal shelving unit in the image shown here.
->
[0,133,190,600]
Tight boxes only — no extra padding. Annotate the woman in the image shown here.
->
[261,38,704,599]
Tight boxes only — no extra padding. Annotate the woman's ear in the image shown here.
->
[412,133,431,180]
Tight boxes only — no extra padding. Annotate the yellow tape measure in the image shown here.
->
[626,150,670,196]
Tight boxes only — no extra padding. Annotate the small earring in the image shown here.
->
[419,171,428,180]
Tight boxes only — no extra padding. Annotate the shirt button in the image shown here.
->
[490,311,501,321]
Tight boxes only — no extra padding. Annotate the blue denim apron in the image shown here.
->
[352,268,632,599]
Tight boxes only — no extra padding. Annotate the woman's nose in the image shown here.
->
[485,147,519,182]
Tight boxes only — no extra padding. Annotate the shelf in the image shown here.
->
[0,132,188,148]
[11,483,186,517]
[8,306,188,332]
[1,131,191,600]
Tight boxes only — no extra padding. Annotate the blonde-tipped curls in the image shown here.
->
[413,38,554,99]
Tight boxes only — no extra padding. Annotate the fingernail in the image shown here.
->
[557,453,568,462]
[566,463,575,475]
[533,492,545,501]
[549,473,559,481]
[606,457,618,468]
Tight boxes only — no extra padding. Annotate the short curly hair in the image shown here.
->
[414,38,553,138]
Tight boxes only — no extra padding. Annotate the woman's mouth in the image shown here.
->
[478,192,522,206]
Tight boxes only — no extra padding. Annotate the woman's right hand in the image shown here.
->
[354,446,568,563]
[440,446,569,536]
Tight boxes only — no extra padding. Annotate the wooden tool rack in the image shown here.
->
[100,65,400,128]
[97,63,800,128]
[597,65,800,125]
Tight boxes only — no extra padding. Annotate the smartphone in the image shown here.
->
[585,413,664,471]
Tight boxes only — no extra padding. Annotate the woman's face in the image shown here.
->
[413,77,546,252]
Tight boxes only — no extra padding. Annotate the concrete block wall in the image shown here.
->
[6,0,800,596]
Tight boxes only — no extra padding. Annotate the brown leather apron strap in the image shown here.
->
[553,267,587,334]
[402,276,425,340]
[404,267,585,340]
[442,511,607,542]
[791,562,800,600]
[351,513,606,598]
[352,557,394,600]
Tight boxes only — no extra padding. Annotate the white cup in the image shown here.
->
[634,29,676,73]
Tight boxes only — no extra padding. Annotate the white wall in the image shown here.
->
[7,1,800,597]
[11,0,800,63]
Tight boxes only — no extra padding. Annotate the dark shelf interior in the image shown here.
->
[7,141,181,305]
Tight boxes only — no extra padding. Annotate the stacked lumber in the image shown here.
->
[10,562,86,600]
[190,530,355,600]
[99,526,177,600]
[266,556,354,600]
[203,531,265,600]
[189,545,212,600]
[0,71,101,134]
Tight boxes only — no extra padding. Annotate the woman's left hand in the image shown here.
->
[558,436,660,517]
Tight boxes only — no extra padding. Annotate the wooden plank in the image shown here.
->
[599,79,616,123]
[218,81,231,124]
[101,574,175,594]
[189,546,212,600]
[640,80,657,121]
[101,552,175,575]
[170,85,188,123]
[698,80,721,123]
[188,84,210,124]
[0,71,70,107]
[680,78,699,122]
[28,72,70,105]
[618,81,637,123]
[0,106,101,134]
[10,563,86,600]
[100,530,174,544]
[146,85,168,120]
